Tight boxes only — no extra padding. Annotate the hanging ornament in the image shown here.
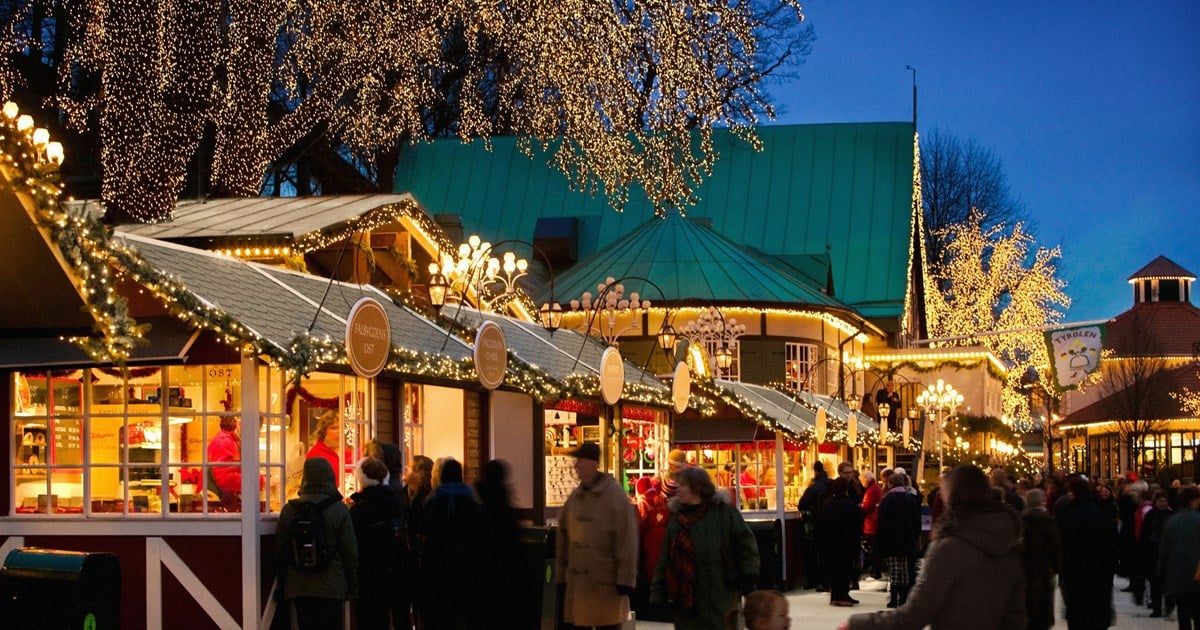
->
[815,407,827,444]
[902,418,911,444]
[847,411,858,447]
[878,416,888,445]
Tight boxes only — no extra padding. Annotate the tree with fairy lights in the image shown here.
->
[0,0,813,224]
[927,208,1069,427]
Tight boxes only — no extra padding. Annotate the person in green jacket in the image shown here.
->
[275,457,358,630]
[1158,485,1200,628]
[652,465,760,629]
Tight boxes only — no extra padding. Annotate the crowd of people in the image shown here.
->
[778,461,1200,630]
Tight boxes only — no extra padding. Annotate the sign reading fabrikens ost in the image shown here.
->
[345,297,391,378]
[599,346,625,405]
[474,321,507,390]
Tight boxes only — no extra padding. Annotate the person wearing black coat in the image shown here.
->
[1055,476,1118,629]
[799,462,833,590]
[817,476,865,607]
[875,473,921,608]
[1139,490,1173,617]
[349,457,406,630]
[475,460,522,628]
[1021,489,1061,630]
[364,440,413,629]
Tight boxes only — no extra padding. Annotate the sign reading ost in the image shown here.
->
[474,321,507,390]
[599,346,625,406]
[345,297,391,378]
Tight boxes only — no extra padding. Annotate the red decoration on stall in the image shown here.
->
[285,385,340,411]
[817,442,839,454]
[547,399,601,415]
[622,406,658,421]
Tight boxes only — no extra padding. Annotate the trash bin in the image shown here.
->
[0,547,120,629]
[514,526,559,630]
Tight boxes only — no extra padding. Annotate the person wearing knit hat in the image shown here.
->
[348,457,404,630]
[668,449,690,474]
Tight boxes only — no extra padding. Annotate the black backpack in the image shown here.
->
[287,496,339,572]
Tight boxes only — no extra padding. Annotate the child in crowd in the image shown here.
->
[729,589,790,630]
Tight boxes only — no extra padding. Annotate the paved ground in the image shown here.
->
[637,576,1174,629]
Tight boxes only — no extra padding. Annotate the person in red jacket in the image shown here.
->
[207,416,243,511]
[860,469,883,579]
[306,411,342,488]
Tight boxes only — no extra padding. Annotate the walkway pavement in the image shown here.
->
[636,576,1174,629]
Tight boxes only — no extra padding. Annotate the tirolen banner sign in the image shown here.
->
[1045,322,1106,391]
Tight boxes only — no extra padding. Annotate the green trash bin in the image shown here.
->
[515,526,560,630]
[0,547,120,629]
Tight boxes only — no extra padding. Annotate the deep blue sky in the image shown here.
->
[769,1,1200,322]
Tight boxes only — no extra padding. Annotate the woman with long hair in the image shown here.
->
[840,464,1025,629]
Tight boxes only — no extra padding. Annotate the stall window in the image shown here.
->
[621,408,669,494]
[704,339,742,381]
[291,372,373,497]
[676,441,800,512]
[12,364,291,517]
[785,343,817,392]
[402,383,423,471]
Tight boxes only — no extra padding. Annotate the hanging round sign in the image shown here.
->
[814,407,827,444]
[599,346,625,406]
[671,361,690,413]
[879,416,889,445]
[345,297,391,378]
[474,321,507,390]
[847,411,858,447]
[902,418,911,444]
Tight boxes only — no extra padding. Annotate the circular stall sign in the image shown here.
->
[474,321,508,390]
[671,362,691,413]
[599,346,625,406]
[345,297,391,378]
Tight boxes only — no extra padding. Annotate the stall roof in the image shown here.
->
[113,233,474,362]
[713,379,815,440]
[0,317,199,369]
[449,308,669,392]
[110,194,419,242]
[796,390,881,431]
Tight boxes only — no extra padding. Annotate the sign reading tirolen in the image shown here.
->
[345,297,391,378]
[1045,322,1107,391]
[672,361,690,413]
[599,346,625,406]
[474,321,508,390]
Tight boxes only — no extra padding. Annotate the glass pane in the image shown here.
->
[14,466,47,513]
[171,465,202,514]
[89,466,125,514]
[16,372,48,416]
[51,378,82,414]
[205,415,243,513]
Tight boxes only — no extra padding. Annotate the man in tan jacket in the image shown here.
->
[556,442,638,629]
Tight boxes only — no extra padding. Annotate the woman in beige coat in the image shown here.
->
[555,442,639,628]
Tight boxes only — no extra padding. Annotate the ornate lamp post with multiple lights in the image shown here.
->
[678,307,746,377]
[917,379,964,476]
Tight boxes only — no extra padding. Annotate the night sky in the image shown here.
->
[768,1,1200,322]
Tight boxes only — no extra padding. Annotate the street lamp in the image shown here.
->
[679,307,746,376]
[916,379,964,476]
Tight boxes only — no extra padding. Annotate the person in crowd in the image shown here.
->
[837,461,862,500]
[305,411,342,482]
[740,464,762,510]
[875,380,901,431]
[1140,489,1174,617]
[1158,485,1200,629]
[1094,481,1119,527]
[733,589,790,630]
[817,476,865,607]
[556,442,638,630]
[1129,483,1153,605]
[475,459,521,628]
[798,461,832,591]
[991,468,1026,512]
[860,470,883,581]
[651,465,760,629]
[1056,474,1118,630]
[402,454,433,628]
[1118,479,1145,586]
[348,457,405,630]
[1045,469,1068,509]
[418,457,483,629]
[662,448,689,500]
[274,457,357,630]
[207,415,243,511]
[362,439,413,628]
[839,464,1025,630]
[1021,489,1061,630]
[365,439,407,499]
[636,476,671,622]
[875,472,921,609]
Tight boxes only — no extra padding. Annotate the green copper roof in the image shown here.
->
[394,122,916,320]
[550,211,854,311]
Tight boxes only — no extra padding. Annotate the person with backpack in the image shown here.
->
[274,457,358,630]
[349,457,405,630]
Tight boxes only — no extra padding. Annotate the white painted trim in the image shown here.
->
[241,353,263,629]
[0,519,244,536]
[0,535,25,560]
[146,538,162,630]
[157,537,240,629]
[259,577,280,630]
